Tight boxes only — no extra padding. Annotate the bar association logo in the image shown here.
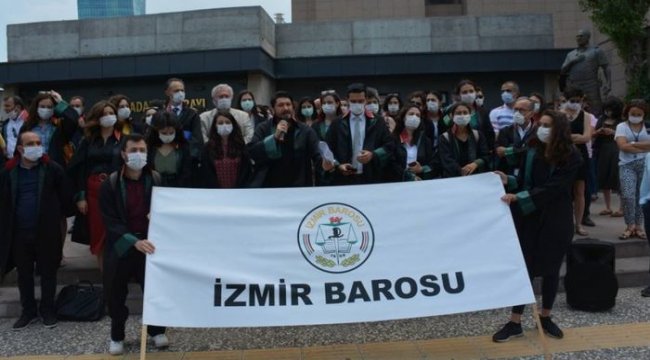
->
[298,203,375,273]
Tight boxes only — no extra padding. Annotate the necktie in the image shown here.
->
[352,117,361,172]
[173,107,180,116]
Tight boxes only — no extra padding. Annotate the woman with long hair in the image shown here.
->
[493,110,582,342]
[389,104,436,181]
[200,111,251,188]
[438,102,490,178]
[145,111,191,187]
[68,101,123,271]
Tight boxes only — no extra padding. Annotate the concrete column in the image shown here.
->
[247,72,276,106]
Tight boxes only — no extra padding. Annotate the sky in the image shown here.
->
[0,0,291,62]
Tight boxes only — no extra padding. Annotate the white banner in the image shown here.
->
[143,173,534,328]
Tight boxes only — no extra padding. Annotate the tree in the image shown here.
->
[579,0,650,99]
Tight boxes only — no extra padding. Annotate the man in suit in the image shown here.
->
[164,78,203,185]
[325,83,395,185]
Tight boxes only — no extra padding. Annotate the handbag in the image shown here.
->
[55,281,105,321]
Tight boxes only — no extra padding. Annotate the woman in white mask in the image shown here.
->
[388,104,436,181]
[443,80,495,154]
[200,112,251,188]
[21,91,80,167]
[438,102,490,178]
[615,100,650,240]
[145,111,191,188]
[493,110,582,343]
[109,95,140,135]
[235,90,266,129]
[314,92,341,142]
[561,88,593,236]
[66,101,121,272]
[382,93,402,118]
[530,92,546,123]
[424,91,447,152]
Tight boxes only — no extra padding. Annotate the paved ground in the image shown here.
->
[1,195,650,359]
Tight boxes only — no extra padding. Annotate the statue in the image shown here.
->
[561,29,611,116]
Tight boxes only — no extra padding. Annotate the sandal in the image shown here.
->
[599,209,613,216]
[575,226,588,236]
[635,230,647,240]
[611,211,624,217]
[619,229,634,240]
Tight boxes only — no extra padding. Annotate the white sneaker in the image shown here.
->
[109,340,124,356]
[152,334,169,348]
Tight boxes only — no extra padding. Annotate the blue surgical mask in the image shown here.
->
[241,99,255,112]
[301,107,314,118]
[501,91,514,104]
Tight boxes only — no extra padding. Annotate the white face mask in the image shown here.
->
[125,152,147,171]
[387,104,400,114]
[513,111,526,126]
[566,102,582,112]
[460,93,476,105]
[159,132,176,144]
[405,115,421,130]
[7,109,18,119]
[322,104,337,115]
[100,114,117,128]
[533,102,541,113]
[453,114,471,127]
[537,126,552,143]
[38,107,53,121]
[215,98,232,110]
[23,145,44,161]
[172,91,185,105]
[217,124,233,136]
[145,115,153,126]
[629,115,644,124]
[475,98,485,107]
[241,99,255,112]
[117,107,131,120]
[365,103,379,115]
[426,101,439,113]
[73,107,83,116]
[349,103,365,116]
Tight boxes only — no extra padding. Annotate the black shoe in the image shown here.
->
[492,321,523,342]
[12,313,38,331]
[42,312,58,329]
[582,217,595,227]
[540,316,564,339]
[641,286,650,297]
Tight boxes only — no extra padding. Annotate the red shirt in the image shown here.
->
[125,178,149,235]
[214,157,240,189]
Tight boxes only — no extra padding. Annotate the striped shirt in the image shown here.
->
[489,105,514,133]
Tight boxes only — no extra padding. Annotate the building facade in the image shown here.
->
[78,0,146,19]
[0,3,617,119]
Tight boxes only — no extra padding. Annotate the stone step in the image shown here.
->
[1,257,648,319]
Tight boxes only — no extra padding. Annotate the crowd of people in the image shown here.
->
[0,77,649,354]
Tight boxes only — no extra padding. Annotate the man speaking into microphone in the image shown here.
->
[249,91,323,187]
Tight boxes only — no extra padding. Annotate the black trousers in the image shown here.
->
[108,248,165,341]
[13,230,58,317]
[512,273,560,315]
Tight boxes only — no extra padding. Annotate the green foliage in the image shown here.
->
[579,0,650,59]
[580,0,650,98]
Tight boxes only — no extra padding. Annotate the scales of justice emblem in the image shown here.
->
[298,203,374,273]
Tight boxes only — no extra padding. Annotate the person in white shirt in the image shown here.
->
[489,81,520,134]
